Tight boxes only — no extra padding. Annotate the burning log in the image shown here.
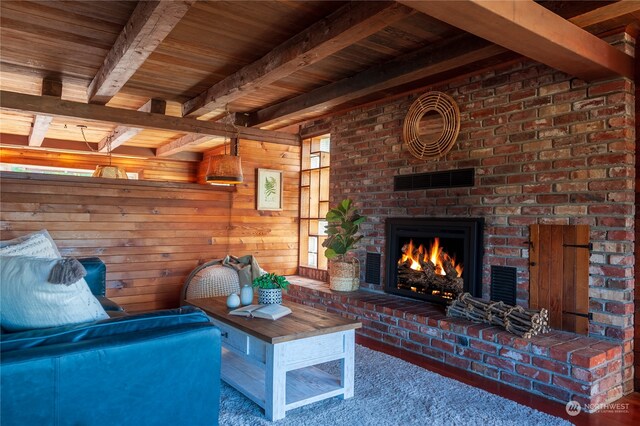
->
[399,267,463,294]
[431,275,463,294]
[421,259,437,281]
[443,258,458,278]
[397,238,466,298]
[446,293,550,338]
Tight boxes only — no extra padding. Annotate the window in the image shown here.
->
[299,135,330,270]
[0,163,138,179]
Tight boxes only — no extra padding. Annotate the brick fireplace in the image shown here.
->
[298,33,635,408]
[385,217,484,303]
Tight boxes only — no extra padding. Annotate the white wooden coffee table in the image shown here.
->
[187,297,361,421]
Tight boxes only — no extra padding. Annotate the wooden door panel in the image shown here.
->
[549,224,564,330]
[529,224,589,334]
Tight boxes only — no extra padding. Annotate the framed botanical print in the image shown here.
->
[256,168,283,211]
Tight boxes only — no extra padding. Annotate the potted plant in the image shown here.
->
[322,199,366,291]
[252,272,290,304]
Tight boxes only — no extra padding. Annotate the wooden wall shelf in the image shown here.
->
[0,171,236,193]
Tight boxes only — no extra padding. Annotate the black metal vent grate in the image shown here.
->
[365,252,381,285]
[490,265,517,305]
[394,168,475,191]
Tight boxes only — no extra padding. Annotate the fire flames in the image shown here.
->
[398,238,463,277]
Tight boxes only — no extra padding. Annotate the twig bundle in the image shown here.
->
[446,293,550,338]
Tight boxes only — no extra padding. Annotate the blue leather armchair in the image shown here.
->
[0,258,222,426]
[78,256,125,314]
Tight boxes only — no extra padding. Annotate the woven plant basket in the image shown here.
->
[329,259,360,292]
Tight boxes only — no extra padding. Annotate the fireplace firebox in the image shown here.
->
[385,218,484,304]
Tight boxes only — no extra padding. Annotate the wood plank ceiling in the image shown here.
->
[0,0,638,161]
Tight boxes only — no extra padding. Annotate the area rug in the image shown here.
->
[218,344,573,425]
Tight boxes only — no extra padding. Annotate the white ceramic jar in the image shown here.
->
[240,285,253,305]
[226,293,241,308]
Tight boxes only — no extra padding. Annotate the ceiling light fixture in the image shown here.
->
[205,110,243,185]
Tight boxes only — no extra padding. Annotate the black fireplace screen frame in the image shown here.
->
[385,217,484,303]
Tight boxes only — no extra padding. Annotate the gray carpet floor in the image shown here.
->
[218,344,573,425]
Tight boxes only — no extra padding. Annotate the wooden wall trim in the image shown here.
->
[0,171,234,193]
[0,146,201,183]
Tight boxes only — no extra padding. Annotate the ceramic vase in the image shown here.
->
[226,293,241,309]
[240,285,254,305]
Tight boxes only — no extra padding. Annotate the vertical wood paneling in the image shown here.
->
[573,225,590,335]
[529,224,590,334]
[529,224,539,309]
[0,141,300,312]
[549,225,563,329]
[563,225,577,332]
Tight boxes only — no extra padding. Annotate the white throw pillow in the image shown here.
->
[0,255,109,331]
[0,230,61,259]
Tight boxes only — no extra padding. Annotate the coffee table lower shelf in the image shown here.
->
[186,298,361,421]
[221,348,346,411]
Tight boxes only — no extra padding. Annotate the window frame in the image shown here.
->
[299,134,330,270]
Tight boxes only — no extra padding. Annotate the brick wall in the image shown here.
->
[634,36,640,390]
[302,36,635,393]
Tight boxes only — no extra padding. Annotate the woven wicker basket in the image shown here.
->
[185,264,240,299]
[329,259,360,292]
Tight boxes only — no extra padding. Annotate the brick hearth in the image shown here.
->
[286,277,624,412]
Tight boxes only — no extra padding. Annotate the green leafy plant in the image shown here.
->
[322,199,366,261]
[264,176,277,198]
[252,272,290,290]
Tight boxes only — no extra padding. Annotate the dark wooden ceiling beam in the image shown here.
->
[181,1,414,117]
[157,112,269,157]
[87,0,195,105]
[156,134,212,157]
[247,36,504,127]
[568,0,640,28]
[98,99,167,152]
[398,0,634,81]
[0,90,300,145]
[156,112,260,157]
[28,79,63,147]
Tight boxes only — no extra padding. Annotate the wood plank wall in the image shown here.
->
[197,138,301,274]
[0,140,300,312]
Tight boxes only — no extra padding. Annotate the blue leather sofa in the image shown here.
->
[1,258,222,426]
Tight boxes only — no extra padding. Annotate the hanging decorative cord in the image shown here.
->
[223,104,235,153]
[78,125,96,152]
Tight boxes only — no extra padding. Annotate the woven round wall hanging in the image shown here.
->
[403,91,460,160]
